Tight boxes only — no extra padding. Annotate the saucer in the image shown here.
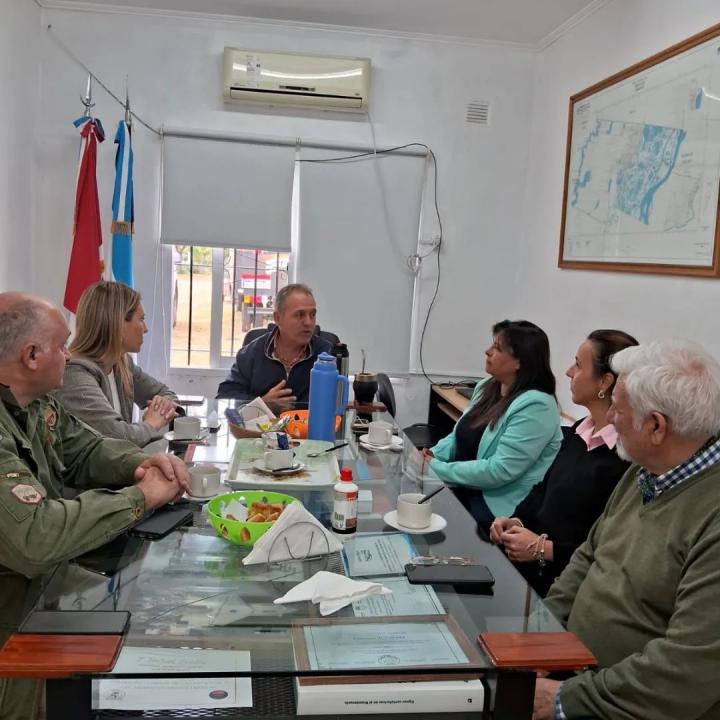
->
[185,490,219,503]
[359,434,403,451]
[252,459,306,475]
[164,429,209,443]
[383,510,447,535]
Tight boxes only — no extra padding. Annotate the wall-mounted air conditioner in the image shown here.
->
[223,48,371,112]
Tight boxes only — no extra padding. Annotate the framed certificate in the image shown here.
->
[292,615,482,684]
[559,23,720,277]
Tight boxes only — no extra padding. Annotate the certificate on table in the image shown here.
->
[341,532,416,577]
[95,647,252,710]
[295,617,478,672]
[352,576,444,617]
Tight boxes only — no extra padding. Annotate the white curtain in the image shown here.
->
[161,135,295,250]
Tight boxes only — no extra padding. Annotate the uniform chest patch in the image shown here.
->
[44,408,57,428]
[11,484,44,505]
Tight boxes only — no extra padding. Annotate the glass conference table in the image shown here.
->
[16,401,563,719]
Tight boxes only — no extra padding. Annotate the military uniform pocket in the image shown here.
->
[0,471,46,523]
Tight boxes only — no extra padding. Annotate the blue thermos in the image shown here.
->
[308,352,349,441]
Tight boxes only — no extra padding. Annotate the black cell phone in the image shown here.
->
[404,563,495,589]
[129,506,194,540]
[20,611,130,635]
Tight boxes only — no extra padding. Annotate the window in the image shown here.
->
[171,245,290,368]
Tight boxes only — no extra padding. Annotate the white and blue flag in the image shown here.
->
[111,120,134,286]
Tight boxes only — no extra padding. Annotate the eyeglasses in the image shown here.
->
[409,556,473,566]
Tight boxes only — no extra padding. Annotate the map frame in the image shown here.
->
[559,22,720,277]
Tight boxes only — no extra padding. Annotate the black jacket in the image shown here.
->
[512,422,630,596]
[216,330,332,402]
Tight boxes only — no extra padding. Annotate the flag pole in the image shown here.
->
[81,73,94,119]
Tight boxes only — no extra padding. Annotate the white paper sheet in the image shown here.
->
[94,647,252,711]
[342,532,416,577]
[351,576,444,617]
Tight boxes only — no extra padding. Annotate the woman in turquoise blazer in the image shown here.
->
[425,320,562,523]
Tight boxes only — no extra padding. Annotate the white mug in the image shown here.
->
[188,464,221,497]
[264,448,295,470]
[396,493,432,529]
[174,416,202,440]
[368,420,393,446]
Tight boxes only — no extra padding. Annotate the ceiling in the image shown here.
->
[48,0,605,46]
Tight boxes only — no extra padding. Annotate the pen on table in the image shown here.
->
[418,485,445,504]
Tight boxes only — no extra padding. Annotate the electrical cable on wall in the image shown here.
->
[299,144,443,385]
[46,24,161,136]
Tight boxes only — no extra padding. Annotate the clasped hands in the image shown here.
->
[489,517,548,563]
[134,453,190,510]
[143,395,179,430]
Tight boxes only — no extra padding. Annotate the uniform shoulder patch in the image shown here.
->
[10,483,44,505]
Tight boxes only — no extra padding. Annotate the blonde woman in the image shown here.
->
[54,281,179,446]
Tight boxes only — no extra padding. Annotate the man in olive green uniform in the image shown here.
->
[0,292,190,720]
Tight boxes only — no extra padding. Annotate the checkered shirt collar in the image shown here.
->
[636,435,720,504]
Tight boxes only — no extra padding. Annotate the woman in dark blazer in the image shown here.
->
[489,329,638,596]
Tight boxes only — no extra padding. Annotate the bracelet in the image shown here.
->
[513,518,525,528]
[538,533,548,571]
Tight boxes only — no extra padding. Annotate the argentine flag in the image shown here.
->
[111,120,134,287]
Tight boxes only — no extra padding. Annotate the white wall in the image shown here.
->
[32,2,720,425]
[521,0,720,419]
[0,0,40,291]
[36,7,537,424]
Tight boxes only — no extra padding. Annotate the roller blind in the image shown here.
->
[161,135,295,250]
[296,149,426,374]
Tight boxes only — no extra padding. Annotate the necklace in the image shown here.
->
[273,343,307,366]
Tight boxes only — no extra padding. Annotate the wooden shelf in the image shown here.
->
[437,401,461,422]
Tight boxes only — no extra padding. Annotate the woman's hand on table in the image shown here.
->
[501,526,553,563]
[489,516,522,544]
[144,395,179,429]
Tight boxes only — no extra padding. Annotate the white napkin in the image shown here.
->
[274,571,392,616]
[242,502,343,566]
[240,397,277,431]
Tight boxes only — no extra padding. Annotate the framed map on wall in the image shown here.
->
[559,23,720,277]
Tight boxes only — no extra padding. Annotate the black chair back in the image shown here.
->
[376,373,396,417]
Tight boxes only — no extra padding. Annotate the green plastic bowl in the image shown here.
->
[207,490,299,546]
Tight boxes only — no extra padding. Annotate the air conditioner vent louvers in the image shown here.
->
[466,101,490,125]
[224,48,370,113]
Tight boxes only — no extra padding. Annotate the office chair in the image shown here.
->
[242,323,340,349]
[375,373,442,449]
[376,373,396,417]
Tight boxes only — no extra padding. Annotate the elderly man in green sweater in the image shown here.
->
[534,340,720,720]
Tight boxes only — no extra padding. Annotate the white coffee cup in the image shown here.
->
[174,416,202,440]
[368,420,393,446]
[188,464,221,498]
[396,493,432,529]
[264,448,295,471]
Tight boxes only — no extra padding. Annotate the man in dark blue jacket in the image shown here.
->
[217,284,331,410]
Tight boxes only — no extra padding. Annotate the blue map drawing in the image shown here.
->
[571,119,687,226]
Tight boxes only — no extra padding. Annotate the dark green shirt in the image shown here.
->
[0,385,147,579]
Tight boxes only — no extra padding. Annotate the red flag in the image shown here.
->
[64,117,105,313]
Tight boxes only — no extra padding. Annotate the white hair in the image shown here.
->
[611,340,720,437]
